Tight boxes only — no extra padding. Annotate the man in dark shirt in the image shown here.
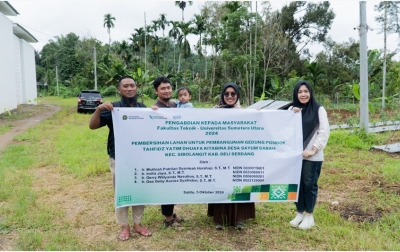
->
[152,76,184,227]
[89,76,151,240]
[153,76,177,108]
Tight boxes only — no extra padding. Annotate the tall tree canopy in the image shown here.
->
[103,13,116,48]
[279,1,335,54]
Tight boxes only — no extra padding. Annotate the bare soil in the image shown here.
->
[327,108,400,125]
[0,104,61,153]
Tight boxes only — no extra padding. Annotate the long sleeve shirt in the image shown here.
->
[304,106,330,161]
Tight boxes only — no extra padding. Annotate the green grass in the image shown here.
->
[0,124,13,135]
[0,97,399,250]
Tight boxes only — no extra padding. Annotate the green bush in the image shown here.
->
[137,85,157,100]
[100,85,117,97]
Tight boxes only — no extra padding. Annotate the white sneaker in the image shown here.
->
[289,213,304,227]
[298,215,315,230]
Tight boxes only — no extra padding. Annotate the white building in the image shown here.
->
[0,1,38,114]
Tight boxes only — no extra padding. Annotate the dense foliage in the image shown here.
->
[36,1,400,108]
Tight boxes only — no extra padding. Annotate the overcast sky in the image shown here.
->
[6,0,400,59]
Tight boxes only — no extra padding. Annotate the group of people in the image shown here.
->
[89,76,330,240]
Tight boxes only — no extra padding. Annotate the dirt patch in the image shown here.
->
[0,104,61,153]
[319,174,399,223]
[332,203,383,223]
[326,108,400,125]
[326,109,356,125]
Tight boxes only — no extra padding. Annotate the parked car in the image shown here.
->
[77,90,103,113]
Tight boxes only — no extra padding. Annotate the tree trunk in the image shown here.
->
[252,2,258,105]
[210,46,216,101]
[173,39,176,72]
[248,12,252,106]
[205,45,208,79]
[177,44,181,90]
[108,29,111,53]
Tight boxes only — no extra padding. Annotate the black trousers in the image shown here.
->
[161,204,174,216]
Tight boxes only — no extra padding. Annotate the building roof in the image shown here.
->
[0,1,19,16]
[13,23,38,43]
[246,100,293,110]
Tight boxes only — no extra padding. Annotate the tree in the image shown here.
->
[103,13,116,51]
[131,28,146,67]
[158,13,169,37]
[375,1,400,108]
[116,40,132,65]
[157,14,169,68]
[129,33,140,61]
[279,1,335,54]
[57,33,82,82]
[151,20,159,35]
[258,10,292,95]
[200,2,225,99]
[177,21,193,75]
[192,14,206,56]
[175,1,193,22]
[151,35,161,67]
[99,58,128,86]
[168,21,181,72]
[306,61,326,92]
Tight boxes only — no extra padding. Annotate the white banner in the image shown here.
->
[112,108,303,207]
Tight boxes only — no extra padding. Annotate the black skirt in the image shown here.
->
[207,203,255,226]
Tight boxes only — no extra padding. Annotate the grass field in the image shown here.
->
[0,96,399,250]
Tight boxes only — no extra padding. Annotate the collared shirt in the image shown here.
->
[99,98,145,159]
[154,99,177,108]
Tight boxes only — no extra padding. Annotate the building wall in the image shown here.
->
[0,13,17,112]
[20,39,37,104]
[14,35,23,104]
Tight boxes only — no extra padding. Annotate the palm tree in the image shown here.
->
[145,25,154,46]
[306,61,326,92]
[131,28,146,67]
[191,13,207,99]
[103,13,116,51]
[177,21,193,73]
[151,20,159,35]
[192,14,206,56]
[175,1,193,22]
[168,21,181,72]
[158,14,169,69]
[151,35,160,67]
[117,40,132,65]
[158,14,169,37]
[129,34,140,61]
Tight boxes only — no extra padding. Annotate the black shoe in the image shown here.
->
[235,221,244,230]
[215,223,223,230]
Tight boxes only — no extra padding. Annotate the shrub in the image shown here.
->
[100,85,117,97]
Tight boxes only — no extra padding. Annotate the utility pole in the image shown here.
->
[56,66,59,96]
[94,46,97,91]
[144,12,147,73]
[382,2,387,108]
[359,1,369,132]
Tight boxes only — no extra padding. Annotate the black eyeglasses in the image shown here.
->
[223,92,237,98]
